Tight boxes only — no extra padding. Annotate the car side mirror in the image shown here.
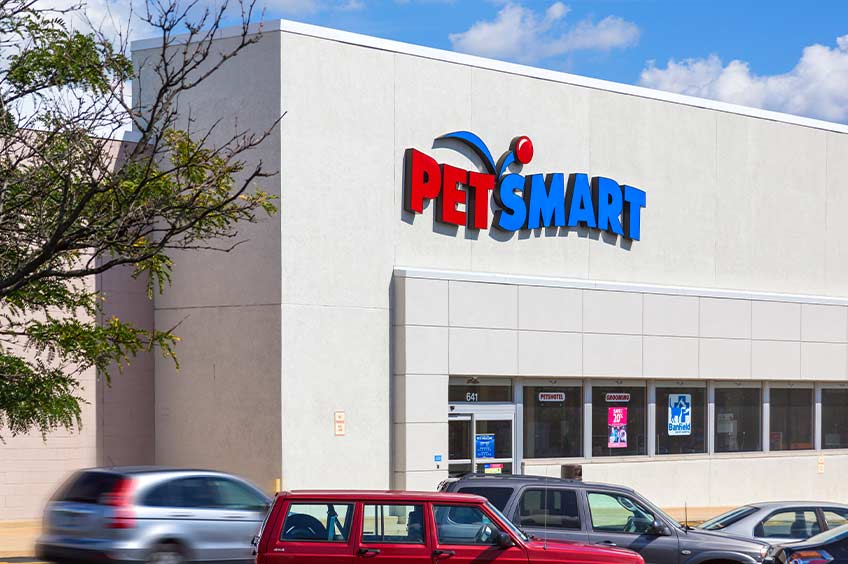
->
[649,520,670,536]
[497,531,515,548]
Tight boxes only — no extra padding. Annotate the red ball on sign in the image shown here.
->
[514,136,533,164]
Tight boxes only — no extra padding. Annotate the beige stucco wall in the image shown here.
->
[0,273,98,520]
[133,32,283,493]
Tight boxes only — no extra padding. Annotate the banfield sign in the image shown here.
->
[404,131,646,240]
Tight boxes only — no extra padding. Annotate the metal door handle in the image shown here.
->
[169,513,192,518]
[433,549,455,559]
[225,514,247,519]
[358,548,381,557]
[597,540,617,547]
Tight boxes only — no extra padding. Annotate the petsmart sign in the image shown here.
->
[404,131,647,239]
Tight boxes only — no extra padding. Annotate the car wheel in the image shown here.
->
[148,542,185,564]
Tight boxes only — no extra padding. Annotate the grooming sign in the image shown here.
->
[404,131,647,239]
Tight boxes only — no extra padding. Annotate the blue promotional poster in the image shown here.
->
[475,434,495,458]
[668,394,692,436]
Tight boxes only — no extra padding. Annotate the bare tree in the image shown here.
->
[0,0,280,436]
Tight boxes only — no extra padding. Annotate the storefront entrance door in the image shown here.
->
[448,407,515,477]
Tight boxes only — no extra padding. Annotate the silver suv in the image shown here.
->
[36,466,270,564]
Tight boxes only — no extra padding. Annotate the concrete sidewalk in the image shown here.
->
[0,521,39,559]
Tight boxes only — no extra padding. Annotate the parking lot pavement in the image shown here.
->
[0,520,39,561]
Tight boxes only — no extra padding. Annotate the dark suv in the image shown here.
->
[440,474,770,564]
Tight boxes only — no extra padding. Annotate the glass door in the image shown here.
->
[448,408,515,476]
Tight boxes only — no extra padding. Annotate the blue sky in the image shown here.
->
[72,0,848,123]
[248,0,848,123]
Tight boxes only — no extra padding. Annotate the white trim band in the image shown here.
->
[394,266,848,307]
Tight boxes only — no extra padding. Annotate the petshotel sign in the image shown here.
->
[403,131,647,240]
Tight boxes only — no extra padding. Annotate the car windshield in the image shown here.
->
[486,501,528,542]
[699,506,758,531]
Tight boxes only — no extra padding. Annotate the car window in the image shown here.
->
[699,506,758,530]
[281,503,354,542]
[362,504,424,544]
[518,489,581,530]
[457,487,513,512]
[53,471,125,505]
[208,478,267,510]
[824,509,848,529]
[180,477,222,508]
[756,510,820,539]
[588,492,655,534]
[144,479,183,507]
[434,504,503,545]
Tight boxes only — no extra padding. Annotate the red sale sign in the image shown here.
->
[608,407,627,425]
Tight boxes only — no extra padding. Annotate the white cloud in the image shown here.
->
[264,0,321,14]
[337,0,365,10]
[640,35,848,123]
[449,2,639,64]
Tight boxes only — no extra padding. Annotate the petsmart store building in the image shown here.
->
[5,18,848,522]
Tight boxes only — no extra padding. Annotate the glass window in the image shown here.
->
[591,386,647,456]
[281,503,354,542]
[587,492,655,534]
[475,419,512,459]
[770,388,813,451]
[209,478,267,510]
[656,388,706,455]
[518,489,581,530]
[178,477,221,508]
[449,378,512,403]
[756,510,820,539]
[523,386,582,458]
[699,506,759,531]
[54,471,125,505]
[457,487,514,512]
[715,388,761,453]
[449,418,471,461]
[822,389,848,449]
[433,504,503,545]
[824,509,848,529]
[362,505,424,544]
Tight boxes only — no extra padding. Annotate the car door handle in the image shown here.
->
[596,540,618,547]
[433,549,455,559]
[168,513,192,518]
[224,514,247,519]
[358,548,381,557]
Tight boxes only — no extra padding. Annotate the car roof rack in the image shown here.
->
[452,473,634,493]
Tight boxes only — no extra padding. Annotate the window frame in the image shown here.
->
[586,490,657,536]
[432,502,506,547]
[590,383,649,458]
[279,501,356,543]
[821,507,848,530]
[821,387,848,450]
[360,503,427,545]
[514,487,583,531]
[713,382,763,454]
[754,507,822,540]
[655,384,708,456]
[769,385,815,452]
[522,384,584,460]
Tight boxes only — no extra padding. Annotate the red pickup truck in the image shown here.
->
[255,490,646,564]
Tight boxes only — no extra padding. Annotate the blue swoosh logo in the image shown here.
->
[436,131,496,174]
